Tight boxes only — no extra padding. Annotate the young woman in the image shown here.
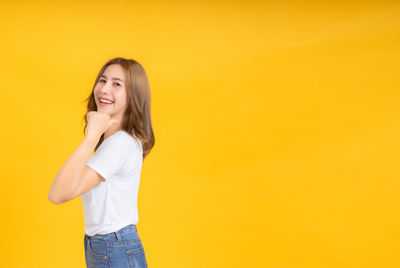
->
[48,57,154,268]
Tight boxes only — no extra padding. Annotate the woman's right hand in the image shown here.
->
[85,111,120,141]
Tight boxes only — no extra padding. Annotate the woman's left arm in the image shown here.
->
[48,111,119,204]
[47,136,100,204]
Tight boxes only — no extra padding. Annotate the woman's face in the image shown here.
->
[93,64,128,121]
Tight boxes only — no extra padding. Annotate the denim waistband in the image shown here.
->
[85,224,136,239]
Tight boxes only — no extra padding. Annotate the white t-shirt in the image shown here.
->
[80,130,143,236]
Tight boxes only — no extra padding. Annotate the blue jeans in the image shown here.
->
[84,224,148,268]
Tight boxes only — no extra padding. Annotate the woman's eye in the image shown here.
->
[98,79,120,86]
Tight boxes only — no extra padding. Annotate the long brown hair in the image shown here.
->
[81,57,155,159]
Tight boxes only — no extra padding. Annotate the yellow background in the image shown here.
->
[0,0,399,267]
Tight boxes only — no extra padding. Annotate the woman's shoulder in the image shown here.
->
[117,130,143,151]
[117,130,143,166]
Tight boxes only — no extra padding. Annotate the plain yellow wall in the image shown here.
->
[0,1,399,267]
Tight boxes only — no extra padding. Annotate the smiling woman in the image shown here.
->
[48,57,154,268]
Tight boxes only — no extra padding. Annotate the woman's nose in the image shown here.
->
[101,83,111,92]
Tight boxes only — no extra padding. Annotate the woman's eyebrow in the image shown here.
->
[100,74,124,83]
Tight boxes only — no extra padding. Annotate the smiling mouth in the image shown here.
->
[99,97,114,104]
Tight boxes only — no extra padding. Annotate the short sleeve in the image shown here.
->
[86,138,128,181]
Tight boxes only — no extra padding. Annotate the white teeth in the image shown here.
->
[100,98,113,104]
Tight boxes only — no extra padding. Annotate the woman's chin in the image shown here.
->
[97,106,112,113]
